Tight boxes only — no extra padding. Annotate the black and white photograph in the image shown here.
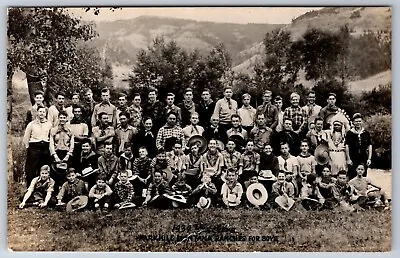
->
[7,6,392,251]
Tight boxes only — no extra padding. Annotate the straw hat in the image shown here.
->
[246,183,268,206]
[66,195,88,212]
[275,195,295,211]
[196,196,211,209]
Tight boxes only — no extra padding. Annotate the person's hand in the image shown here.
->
[347,159,353,166]
[94,198,99,203]
[107,179,113,185]
[19,202,25,209]
[367,159,371,167]
[54,155,61,163]
[38,202,47,208]
[142,201,148,206]
[57,200,64,206]
[62,155,70,162]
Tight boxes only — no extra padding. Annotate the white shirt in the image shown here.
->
[23,119,52,148]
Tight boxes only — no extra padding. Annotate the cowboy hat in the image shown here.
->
[184,168,199,176]
[66,195,88,212]
[117,169,138,181]
[164,194,187,207]
[80,167,99,177]
[188,135,207,154]
[162,168,174,183]
[118,202,136,210]
[314,143,330,165]
[196,196,211,209]
[228,135,245,151]
[275,195,295,211]
[246,183,268,206]
[258,170,276,181]
[57,162,68,170]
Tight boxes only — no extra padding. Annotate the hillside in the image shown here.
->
[91,15,284,66]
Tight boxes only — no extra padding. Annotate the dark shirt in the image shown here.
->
[259,153,280,175]
[274,130,301,156]
[255,103,279,130]
[345,129,372,162]
[132,130,157,158]
[203,125,224,143]
[78,151,98,173]
[198,100,216,128]
[178,102,199,127]
[143,100,166,131]
[132,157,152,179]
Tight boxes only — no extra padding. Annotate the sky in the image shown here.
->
[68,7,323,24]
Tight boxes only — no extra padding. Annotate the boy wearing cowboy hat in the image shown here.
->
[57,168,88,208]
[221,168,243,208]
[113,170,135,209]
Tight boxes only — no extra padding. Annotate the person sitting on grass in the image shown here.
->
[98,142,119,186]
[332,170,363,212]
[348,164,389,209]
[300,173,325,211]
[151,148,173,184]
[270,171,295,210]
[89,174,113,212]
[172,173,192,197]
[238,141,260,186]
[187,173,218,207]
[77,138,98,190]
[142,171,172,209]
[113,171,135,209]
[242,170,262,209]
[316,165,338,210]
[57,168,88,207]
[132,146,152,204]
[19,165,56,209]
[221,168,243,208]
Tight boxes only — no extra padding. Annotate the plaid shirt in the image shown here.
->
[239,151,260,171]
[221,150,241,170]
[156,125,186,150]
[98,154,119,181]
[128,105,143,127]
[114,181,134,202]
[283,106,307,131]
[49,125,75,156]
[132,157,152,179]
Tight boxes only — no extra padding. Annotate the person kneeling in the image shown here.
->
[19,165,56,209]
[142,171,172,209]
[89,174,113,212]
[221,168,243,208]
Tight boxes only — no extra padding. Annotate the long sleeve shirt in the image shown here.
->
[156,125,186,150]
[271,181,295,198]
[255,103,279,130]
[213,98,238,124]
[49,125,75,156]
[113,181,135,202]
[89,184,113,199]
[23,119,52,148]
[146,180,171,198]
[57,179,87,201]
[47,105,62,127]
[300,184,325,203]
[98,154,119,182]
[91,101,117,128]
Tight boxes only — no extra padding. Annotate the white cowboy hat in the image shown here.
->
[118,202,136,210]
[196,196,211,209]
[164,194,187,207]
[80,167,99,177]
[258,170,276,181]
[66,195,88,212]
[246,183,268,206]
[275,195,295,211]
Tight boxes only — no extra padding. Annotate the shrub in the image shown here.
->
[360,84,391,116]
[364,114,391,169]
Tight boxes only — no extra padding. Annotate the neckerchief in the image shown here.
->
[183,100,194,111]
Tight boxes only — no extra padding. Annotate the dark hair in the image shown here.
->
[300,139,309,145]
[167,111,178,118]
[81,138,92,146]
[202,88,211,94]
[123,142,131,149]
[166,92,175,98]
[96,173,107,182]
[67,168,76,175]
[119,111,130,119]
[119,93,127,98]
[314,117,324,124]
[72,104,82,111]
[280,142,289,148]
[223,85,233,92]
[328,92,336,98]
[34,91,44,97]
[352,113,363,120]
[58,110,68,118]
[101,88,109,93]
[157,147,166,155]
[306,173,317,184]
[56,91,65,98]
[338,170,347,176]
[274,95,282,101]
[98,112,108,120]
[184,88,193,94]
[231,114,241,121]
[104,142,113,148]
[36,104,46,111]
[308,90,316,96]
[133,93,141,99]
[148,87,158,95]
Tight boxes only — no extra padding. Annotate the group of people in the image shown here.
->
[18,85,390,212]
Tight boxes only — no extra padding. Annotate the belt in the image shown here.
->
[29,141,49,147]
[329,149,344,152]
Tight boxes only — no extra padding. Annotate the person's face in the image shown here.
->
[101,92,110,102]
[337,174,348,185]
[356,165,365,176]
[154,172,162,183]
[124,147,132,156]
[202,91,211,102]
[232,117,240,127]
[133,96,141,106]
[173,144,182,154]
[309,123,315,131]
[246,142,254,152]
[38,108,46,119]
[290,96,299,106]
[118,97,127,107]
[72,95,80,104]
[191,144,199,154]
[307,93,316,104]
[275,99,282,110]
[257,115,266,126]
[148,91,157,102]
[144,119,153,131]
[208,140,217,151]
[73,108,82,119]
[119,173,128,183]
[327,96,336,106]
[158,153,166,160]
[224,89,233,99]
[191,115,199,125]
[281,144,289,155]
[353,118,362,129]
[201,175,211,183]
[315,120,323,131]
[57,95,65,105]
[167,114,177,126]
[96,180,106,188]
[105,145,113,155]
[166,96,174,106]
[59,114,67,125]
[264,145,273,155]
[185,91,193,101]
[211,117,219,126]
[101,115,109,125]
[322,167,331,177]
[40,169,50,180]
[119,115,128,126]
[35,94,44,104]
[277,173,285,182]
[226,172,235,183]
[67,172,77,182]
[139,148,148,158]
[263,93,272,103]
[333,123,342,132]
[284,120,293,131]
[85,91,93,101]
[243,96,251,106]
[301,142,309,153]
[226,141,236,152]
[249,176,258,184]
[82,143,91,153]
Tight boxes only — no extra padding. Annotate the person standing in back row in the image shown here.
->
[255,90,278,131]
[213,86,238,135]
[198,88,215,128]
[143,87,165,132]
[178,87,199,127]
[91,88,117,129]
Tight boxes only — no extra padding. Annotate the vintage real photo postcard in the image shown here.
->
[7,6,392,251]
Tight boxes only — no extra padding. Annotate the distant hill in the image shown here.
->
[91,15,284,66]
